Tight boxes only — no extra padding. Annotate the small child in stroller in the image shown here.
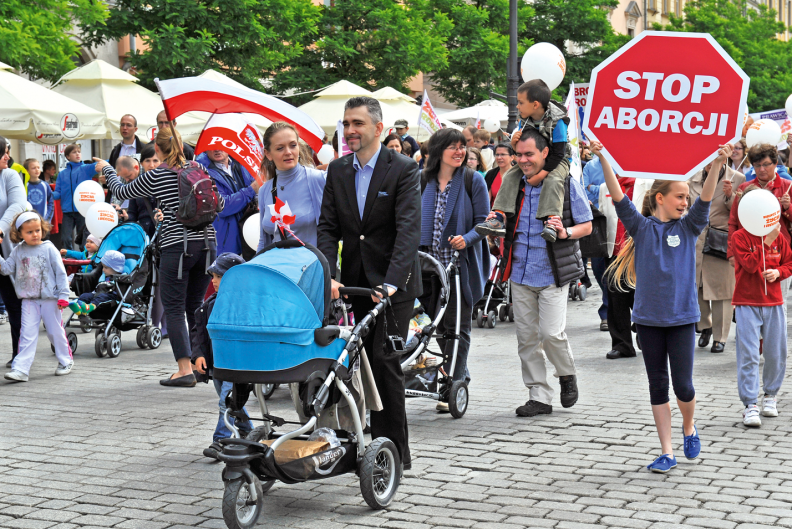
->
[191,252,253,460]
[68,250,125,315]
[60,234,102,273]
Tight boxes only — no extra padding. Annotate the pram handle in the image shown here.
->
[337,287,379,298]
[62,259,91,265]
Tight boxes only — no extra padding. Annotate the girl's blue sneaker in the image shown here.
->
[683,425,701,460]
[647,454,677,473]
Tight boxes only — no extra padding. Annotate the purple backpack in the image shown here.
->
[174,161,221,230]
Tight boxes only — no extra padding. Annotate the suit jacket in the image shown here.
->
[317,147,422,303]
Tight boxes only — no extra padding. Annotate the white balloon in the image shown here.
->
[521,42,566,90]
[25,202,33,212]
[483,118,500,133]
[84,202,118,238]
[73,180,105,217]
[786,94,792,121]
[737,189,781,237]
[317,144,335,165]
[242,213,261,251]
[746,119,783,148]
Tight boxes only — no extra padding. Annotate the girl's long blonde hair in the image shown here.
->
[155,126,185,168]
[606,179,680,291]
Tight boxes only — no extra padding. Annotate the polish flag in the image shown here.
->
[155,77,325,152]
[195,113,266,185]
[268,197,296,226]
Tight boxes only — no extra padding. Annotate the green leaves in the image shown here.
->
[0,0,109,83]
[655,0,792,112]
[80,0,322,91]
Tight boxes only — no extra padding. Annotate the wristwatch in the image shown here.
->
[565,227,573,239]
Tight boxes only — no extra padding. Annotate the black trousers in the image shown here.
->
[605,259,636,356]
[159,241,213,362]
[0,273,21,359]
[350,272,412,466]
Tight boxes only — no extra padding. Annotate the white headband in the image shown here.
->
[15,211,40,229]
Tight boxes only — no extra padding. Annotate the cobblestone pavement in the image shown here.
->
[2,283,792,529]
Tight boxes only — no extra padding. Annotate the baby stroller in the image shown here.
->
[209,240,402,529]
[473,256,512,328]
[399,251,468,418]
[65,222,162,358]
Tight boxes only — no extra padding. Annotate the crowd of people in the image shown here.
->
[2,79,791,476]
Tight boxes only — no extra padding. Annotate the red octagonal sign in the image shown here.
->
[583,31,749,180]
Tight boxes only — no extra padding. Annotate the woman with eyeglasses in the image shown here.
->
[484,143,516,207]
[727,139,750,176]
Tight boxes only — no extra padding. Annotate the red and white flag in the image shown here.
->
[475,109,481,129]
[155,77,325,152]
[417,89,443,136]
[195,114,266,185]
[268,197,302,243]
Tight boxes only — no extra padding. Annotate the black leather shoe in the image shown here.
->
[711,341,725,353]
[606,349,637,360]
[698,328,712,348]
[516,400,553,417]
[160,373,197,387]
[600,320,609,331]
[559,375,578,408]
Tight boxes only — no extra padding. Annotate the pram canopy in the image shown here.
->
[209,242,346,383]
[91,223,151,274]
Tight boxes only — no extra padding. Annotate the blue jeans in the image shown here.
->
[735,305,787,406]
[590,257,609,320]
[213,379,253,442]
[60,211,86,251]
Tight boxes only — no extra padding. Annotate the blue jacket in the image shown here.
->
[582,156,604,208]
[420,169,489,307]
[196,153,256,255]
[745,164,792,182]
[53,161,98,213]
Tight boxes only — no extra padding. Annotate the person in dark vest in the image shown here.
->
[499,127,592,418]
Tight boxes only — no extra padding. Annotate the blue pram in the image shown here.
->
[209,240,402,529]
[65,222,163,358]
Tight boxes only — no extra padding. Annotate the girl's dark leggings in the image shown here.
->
[635,323,696,406]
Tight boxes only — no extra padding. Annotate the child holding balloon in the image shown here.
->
[2,212,73,383]
[731,187,792,427]
[590,140,729,473]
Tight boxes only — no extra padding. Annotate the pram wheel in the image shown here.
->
[107,333,122,358]
[146,327,162,349]
[95,335,107,358]
[245,425,271,442]
[67,332,78,354]
[498,305,508,322]
[508,305,514,322]
[261,383,278,399]
[486,310,497,329]
[80,319,91,333]
[448,380,469,419]
[360,437,400,509]
[476,310,484,328]
[578,285,587,301]
[222,477,264,529]
[136,327,149,349]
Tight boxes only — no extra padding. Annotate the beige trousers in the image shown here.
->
[511,281,577,405]
[697,288,732,343]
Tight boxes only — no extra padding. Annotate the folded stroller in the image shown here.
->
[65,222,162,358]
[473,256,512,328]
[399,251,468,418]
[209,240,402,529]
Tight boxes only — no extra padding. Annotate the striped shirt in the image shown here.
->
[102,165,224,250]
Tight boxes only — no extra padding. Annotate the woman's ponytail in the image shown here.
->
[155,125,186,168]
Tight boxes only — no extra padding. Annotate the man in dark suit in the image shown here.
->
[317,97,421,470]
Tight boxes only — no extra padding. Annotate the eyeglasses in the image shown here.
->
[445,145,466,152]
[753,162,776,170]
[495,153,511,157]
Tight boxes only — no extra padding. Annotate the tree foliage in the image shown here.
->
[271,0,452,106]
[0,0,108,83]
[656,0,792,112]
[80,0,321,91]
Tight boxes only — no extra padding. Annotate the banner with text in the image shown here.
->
[417,90,443,136]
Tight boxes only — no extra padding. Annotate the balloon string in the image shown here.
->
[762,241,767,296]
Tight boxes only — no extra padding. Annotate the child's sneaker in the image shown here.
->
[85,303,96,314]
[475,213,506,238]
[55,363,73,376]
[743,404,762,427]
[761,396,778,417]
[541,223,557,242]
[4,369,28,382]
[68,301,83,315]
[647,454,677,473]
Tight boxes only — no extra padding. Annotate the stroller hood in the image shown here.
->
[92,223,150,273]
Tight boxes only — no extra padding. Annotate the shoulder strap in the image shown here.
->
[420,170,427,194]
[270,174,277,202]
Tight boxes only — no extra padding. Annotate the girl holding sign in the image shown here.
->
[591,140,728,473]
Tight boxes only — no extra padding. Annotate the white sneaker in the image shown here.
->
[54,362,73,376]
[0,312,8,324]
[4,369,28,382]
[436,401,449,413]
[743,405,762,427]
[761,396,778,417]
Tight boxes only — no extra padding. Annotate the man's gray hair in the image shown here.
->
[344,96,383,125]
[116,155,139,173]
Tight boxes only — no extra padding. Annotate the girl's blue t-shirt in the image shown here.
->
[614,196,711,327]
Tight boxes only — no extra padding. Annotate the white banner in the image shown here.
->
[417,89,443,136]
[565,84,583,182]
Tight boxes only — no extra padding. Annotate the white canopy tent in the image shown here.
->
[0,62,108,143]
[51,59,203,143]
[441,99,508,130]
